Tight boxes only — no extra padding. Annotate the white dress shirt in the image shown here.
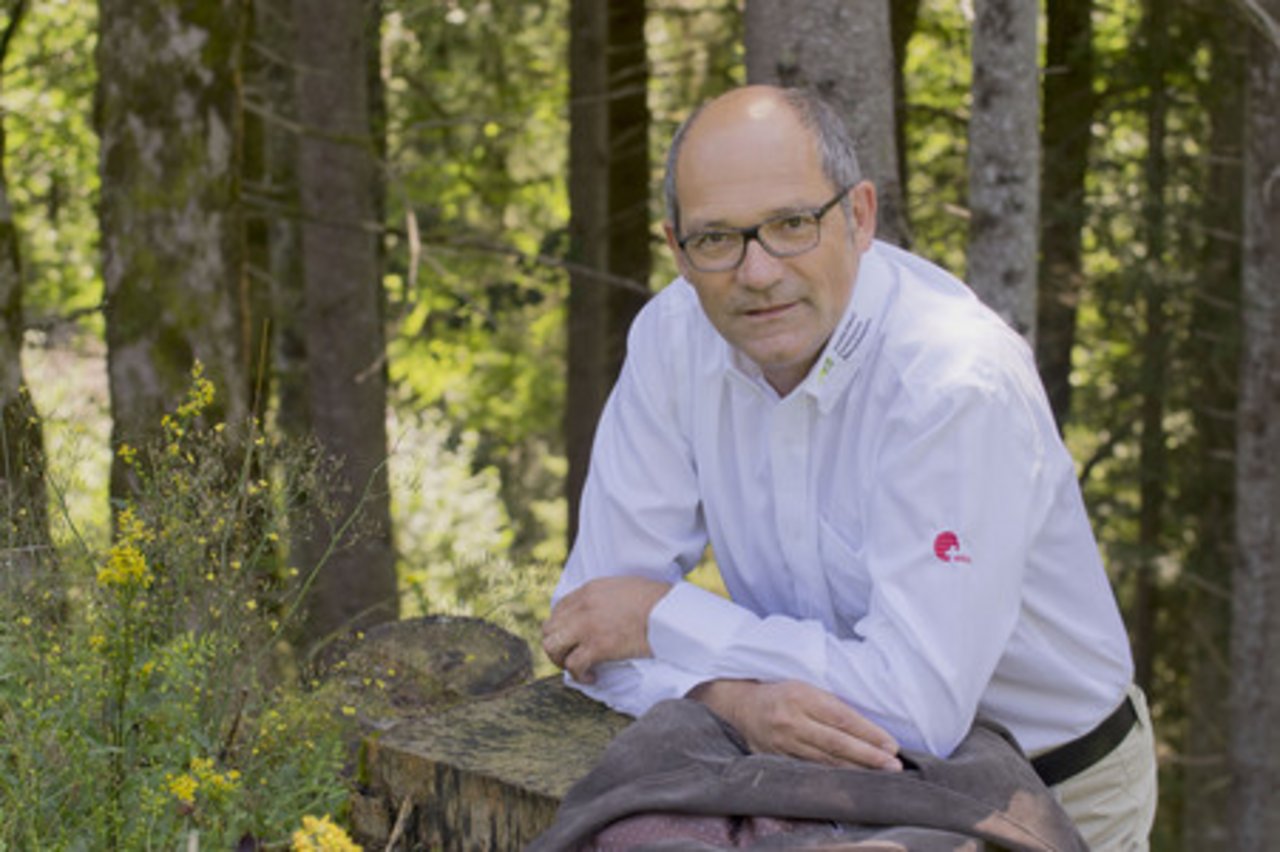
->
[554,241,1134,757]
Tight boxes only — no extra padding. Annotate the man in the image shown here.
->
[543,85,1157,849]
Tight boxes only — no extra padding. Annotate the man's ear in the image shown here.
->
[849,181,878,252]
[664,222,693,279]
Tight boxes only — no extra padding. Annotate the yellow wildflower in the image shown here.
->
[166,772,199,806]
[97,543,151,588]
[116,506,154,544]
[291,815,361,852]
[117,443,138,466]
[176,361,216,420]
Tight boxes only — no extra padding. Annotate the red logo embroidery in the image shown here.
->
[933,531,971,564]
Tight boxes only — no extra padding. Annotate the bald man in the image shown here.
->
[543,86,1157,850]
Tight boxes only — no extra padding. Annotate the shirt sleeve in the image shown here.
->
[647,366,1051,756]
[553,292,712,717]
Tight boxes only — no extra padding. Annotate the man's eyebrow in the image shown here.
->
[686,202,817,232]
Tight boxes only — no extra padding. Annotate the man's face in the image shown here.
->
[666,91,876,396]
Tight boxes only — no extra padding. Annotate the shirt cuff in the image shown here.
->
[648,580,759,669]
[566,658,708,718]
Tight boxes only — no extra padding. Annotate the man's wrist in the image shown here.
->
[687,678,755,722]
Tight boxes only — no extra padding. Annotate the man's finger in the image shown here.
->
[809,692,899,755]
[541,627,573,668]
[798,722,902,771]
[563,645,597,684]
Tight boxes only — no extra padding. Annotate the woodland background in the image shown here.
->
[1,0,1278,849]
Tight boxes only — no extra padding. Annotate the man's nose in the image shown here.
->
[734,236,783,290]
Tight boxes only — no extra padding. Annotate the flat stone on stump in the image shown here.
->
[327,615,534,730]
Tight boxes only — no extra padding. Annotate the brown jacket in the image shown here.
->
[529,699,1087,852]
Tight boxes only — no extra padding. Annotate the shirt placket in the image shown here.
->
[768,394,835,627]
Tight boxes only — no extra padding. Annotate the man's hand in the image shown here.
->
[689,679,903,771]
[541,577,672,684]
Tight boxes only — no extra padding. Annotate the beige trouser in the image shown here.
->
[1050,684,1158,851]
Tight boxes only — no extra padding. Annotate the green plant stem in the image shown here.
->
[107,588,137,849]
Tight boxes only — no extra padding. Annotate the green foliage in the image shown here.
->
[382,0,567,426]
[901,0,972,273]
[0,366,353,849]
[2,0,102,333]
[381,0,571,561]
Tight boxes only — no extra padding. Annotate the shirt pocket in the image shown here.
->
[818,516,873,637]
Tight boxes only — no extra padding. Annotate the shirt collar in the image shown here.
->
[801,242,893,411]
[719,242,894,406]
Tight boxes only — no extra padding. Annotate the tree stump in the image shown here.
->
[352,675,630,850]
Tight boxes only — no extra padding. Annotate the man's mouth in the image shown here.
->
[743,301,797,319]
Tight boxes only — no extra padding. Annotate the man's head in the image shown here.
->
[663,86,877,396]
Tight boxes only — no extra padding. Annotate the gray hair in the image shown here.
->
[663,87,863,236]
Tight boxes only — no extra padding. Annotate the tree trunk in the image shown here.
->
[0,0,52,595]
[966,0,1039,343]
[247,0,308,442]
[96,0,254,500]
[291,0,396,641]
[1231,4,1280,846]
[565,0,650,546]
[1035,0,1094,428]
[1181,13,1245,850]
[744,0,908,247]
[1133,0,1170,697]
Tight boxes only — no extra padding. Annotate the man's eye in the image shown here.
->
[691,232,734,250]
[776,215,812,232]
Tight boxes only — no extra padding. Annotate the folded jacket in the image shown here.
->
[529,698,1087,852]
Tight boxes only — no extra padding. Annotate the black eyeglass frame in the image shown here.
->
[675,184,854,273]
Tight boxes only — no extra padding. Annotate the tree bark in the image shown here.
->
[1181,13,1245,850]
[1231,4,1280,846]
[744,0,908,247]
[1035,0,1095,427]
[291,0,397,641]
[246,0,307,442]
[0,0,52,594]
[966,0,1039,343]
[96,0,254,500]
[565,0,650,546]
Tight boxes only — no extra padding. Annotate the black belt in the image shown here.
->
[1031,695,1138,787]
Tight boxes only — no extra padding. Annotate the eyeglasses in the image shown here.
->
[676,186,852,273]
